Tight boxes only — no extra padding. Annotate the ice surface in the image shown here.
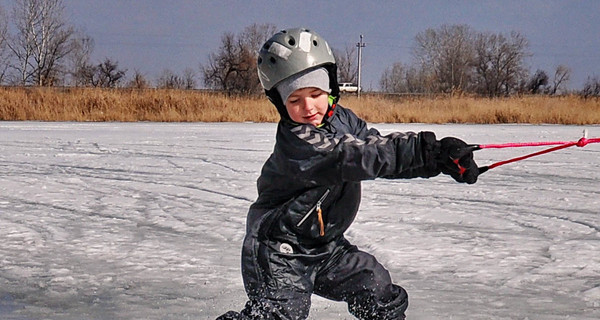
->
[0,122,599,319]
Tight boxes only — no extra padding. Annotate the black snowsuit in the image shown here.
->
[219,104,441,320]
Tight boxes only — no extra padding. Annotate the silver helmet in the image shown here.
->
[257,27,336,91]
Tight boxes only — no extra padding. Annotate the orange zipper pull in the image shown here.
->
[317,204,325,236]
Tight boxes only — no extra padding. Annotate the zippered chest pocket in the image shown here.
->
[296,189,330,237]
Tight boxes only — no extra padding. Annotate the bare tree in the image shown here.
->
[404,65,430,93]
[0,5,10,83]
[550,65,570,95]
[380,61,429,94]
[580,76,600,99]
[7,0,76,85]
[527,69,549,94]
[202,32,249,93]
[380,62,405,93]
[126,69,150,89]
[473,31,530,96]
[156,69,185,89]
[202,23,277,95]
[385,25,533,97]
[93,58,126,88]
[182,67,196,89]
[67,56,126,88]
[238,23,278,57]
[334,45,357,84]
[412,24,475,93]
[68,32,95,86]
[6,1,34,85]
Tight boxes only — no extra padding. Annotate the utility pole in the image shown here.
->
[356,34,365,98]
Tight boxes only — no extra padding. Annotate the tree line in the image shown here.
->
[0,0,197,89]
[379,25,574,97]
[1,0,599,97]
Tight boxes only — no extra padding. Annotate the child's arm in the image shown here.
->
[281,122,478,184]
[280,125,440,184]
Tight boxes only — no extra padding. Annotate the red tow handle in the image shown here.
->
[471,131,600,174]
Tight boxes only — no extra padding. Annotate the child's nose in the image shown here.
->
[301,98,313,110]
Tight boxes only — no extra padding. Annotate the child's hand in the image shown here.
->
[438,137,479,184]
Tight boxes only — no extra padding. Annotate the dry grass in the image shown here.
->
[344,94,600,125]
[1,87,599,124]
[0,87,279,122]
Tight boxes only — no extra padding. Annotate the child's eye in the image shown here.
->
[311,92,324,98]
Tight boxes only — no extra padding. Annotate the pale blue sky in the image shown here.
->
[2,0,599,90]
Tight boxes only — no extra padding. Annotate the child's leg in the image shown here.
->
[217,234,319,319]
[314,241,408,320]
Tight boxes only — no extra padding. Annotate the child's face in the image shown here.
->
[285,87,329,126]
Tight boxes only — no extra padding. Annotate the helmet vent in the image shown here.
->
[288,37,296,46]
[269,57,277,64]
[313,40,318,47]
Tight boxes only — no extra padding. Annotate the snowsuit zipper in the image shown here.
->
[296,189,330,236]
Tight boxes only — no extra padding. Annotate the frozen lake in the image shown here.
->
[1,122,599,319]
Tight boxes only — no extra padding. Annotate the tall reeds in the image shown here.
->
[344,94,600,124]
[1,87,599,124]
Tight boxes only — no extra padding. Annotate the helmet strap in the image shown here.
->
[265,88,291,121]
[322,95,338,123]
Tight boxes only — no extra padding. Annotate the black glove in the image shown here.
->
[419,131,442,176]
[438,137,479,184]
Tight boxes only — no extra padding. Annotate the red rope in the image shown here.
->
[479,137,600,149]
[487,142,575,170]
[478,137,600,172]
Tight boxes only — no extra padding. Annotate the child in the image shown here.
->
[217,27,478,320]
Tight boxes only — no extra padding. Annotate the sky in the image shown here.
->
[1,0,599,90]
